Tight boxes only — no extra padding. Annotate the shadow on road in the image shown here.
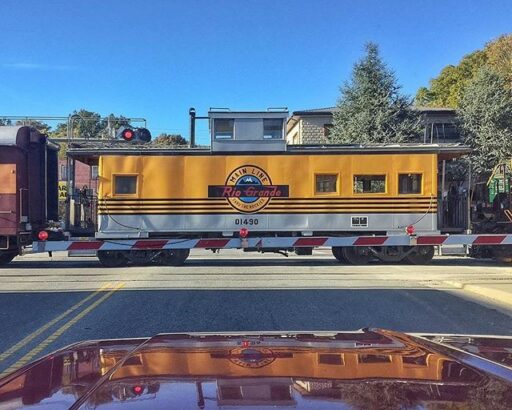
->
[3,256,508,269]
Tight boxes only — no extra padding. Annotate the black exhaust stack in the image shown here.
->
[189,107,196,148]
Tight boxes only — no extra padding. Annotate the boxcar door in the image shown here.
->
[0,164,17,236]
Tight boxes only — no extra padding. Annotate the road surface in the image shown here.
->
[1,249,512,376]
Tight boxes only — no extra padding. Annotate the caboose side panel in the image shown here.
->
[97,152,437,238]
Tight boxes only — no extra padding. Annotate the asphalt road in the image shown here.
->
[1,249,512,376]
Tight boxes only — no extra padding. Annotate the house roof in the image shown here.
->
[291,106,456,116]
[292,107,338,116]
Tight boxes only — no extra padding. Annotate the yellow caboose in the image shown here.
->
[97,151,439,235]
[69,110,468,266]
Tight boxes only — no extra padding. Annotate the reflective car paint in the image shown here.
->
[0,329,511,409]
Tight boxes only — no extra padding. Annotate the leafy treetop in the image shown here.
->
[416,34,512,108]
[152,133,188,146]
[330,42,422,144]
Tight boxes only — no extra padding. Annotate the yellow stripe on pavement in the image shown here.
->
[0,283,113,364]
[0,282,125,378]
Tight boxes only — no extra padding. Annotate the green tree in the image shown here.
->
[486,34,512,88]
[416,51,487,108]
[458,66,512,174]
[49,122,68,138]
[49,111,131,140]
[152,133,188,146]
[331,43,422,144]
[415,34,512,108]
[15,119,51,134]
[71,109,103,139]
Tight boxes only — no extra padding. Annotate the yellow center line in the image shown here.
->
[0,282,113,364]
[0,282,125,378]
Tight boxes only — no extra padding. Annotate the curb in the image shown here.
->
[444,280,512,309]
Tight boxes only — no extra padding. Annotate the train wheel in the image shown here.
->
[332,247,347,263]
[0,252,17,266]
[404,246,435,265]
[158,249,190,266]
[97,251,128,268]
[341,246,372,265]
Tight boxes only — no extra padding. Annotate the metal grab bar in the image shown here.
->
[0,211,14,214]
[19,188,28,223]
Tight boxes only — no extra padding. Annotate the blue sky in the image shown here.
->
[0,0,510,144]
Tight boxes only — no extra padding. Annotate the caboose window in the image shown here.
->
[114,175,137,195]
[354,175,386,193]
[263,119,283,139]
[399,173,422,194]
[214,119,234,139]
[316,174,338,193]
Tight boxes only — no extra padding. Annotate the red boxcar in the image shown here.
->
[0,126,59,264]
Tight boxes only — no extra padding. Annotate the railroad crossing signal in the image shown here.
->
[116,126,152,143]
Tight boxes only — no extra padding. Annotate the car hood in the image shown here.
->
[0,329,511,409]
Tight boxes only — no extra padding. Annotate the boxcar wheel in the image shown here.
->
[97,251,128,268]
[0,252,17,266]
[332,247,347,263]
[341,247,372,265]
[404,246,435,265]
[159,249,190,266]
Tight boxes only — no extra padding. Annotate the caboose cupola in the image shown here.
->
[209,108,288,152]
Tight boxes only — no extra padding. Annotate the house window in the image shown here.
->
[399,174,422,194]
[354,175,386,193]
[443,123,459,139]
[114,175,137,195]
[323,124,333,138]
[263,119,283,139]
[214,119,234,139]
[426,122,460,142]
[60,164,68,180]
[316,174,338,193]
[91,165,99,179]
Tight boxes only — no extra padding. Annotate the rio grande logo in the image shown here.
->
[208,165,289,213]
[228,347,277,368]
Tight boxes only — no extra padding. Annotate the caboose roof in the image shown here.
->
[66,142,471,165]
[0,126,59,150]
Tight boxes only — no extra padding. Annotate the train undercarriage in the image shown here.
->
[92,244,436,267]
[331,245,436,265]
[16,231,512,268]
[96,249,190,268]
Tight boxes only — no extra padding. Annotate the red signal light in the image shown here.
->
[239,228,249,238]
[406,225,415,235]
[38,231,49,241]
[123,129,134,141]
[132,385,143,395]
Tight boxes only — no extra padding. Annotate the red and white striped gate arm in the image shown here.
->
[32,234,512,253]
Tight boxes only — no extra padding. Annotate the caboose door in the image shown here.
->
[0,164,17,235]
